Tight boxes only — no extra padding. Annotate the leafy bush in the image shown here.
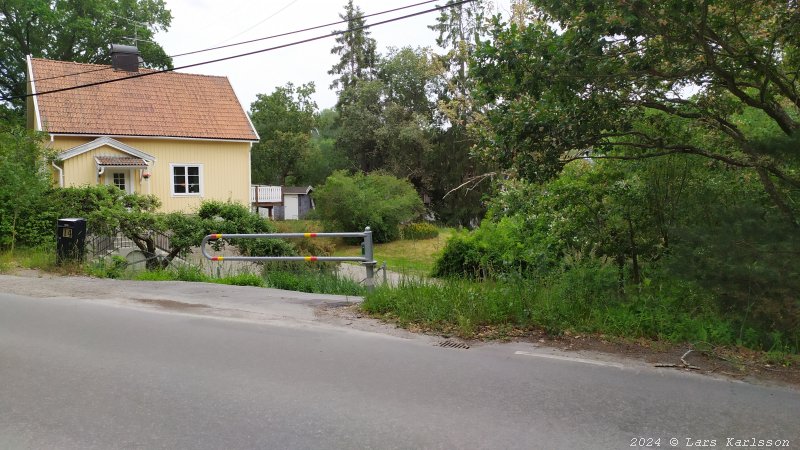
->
[400,222,439,240]
[431,231,492,278]
[0,127,55,250]
[194,201,296,258]
[432,215,554,279]
[314,171,424,243]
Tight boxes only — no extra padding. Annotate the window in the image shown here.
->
[171,164,202,196]
[112,173,126,191]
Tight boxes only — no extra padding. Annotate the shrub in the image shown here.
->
[432,215,555,279]
[195,201,296,258]
[431,232,492,279]
[400,222,439,240]
[314,171,424,243]
[0,127,55,250]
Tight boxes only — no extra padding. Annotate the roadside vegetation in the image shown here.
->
[1,0,798,367]
[86,257,364,296]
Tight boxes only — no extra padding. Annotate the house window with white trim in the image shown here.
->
[171,164,202,196]
[112,173,126,191]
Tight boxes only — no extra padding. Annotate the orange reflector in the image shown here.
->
[304,233,318,238]
[304,256,318,261]
[211,256,224,261]
[209,233,223,240]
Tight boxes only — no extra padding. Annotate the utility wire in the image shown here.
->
[7,0,474,102]
[217,0,300,44]
[27,0,443,85]
[170,0,441,58]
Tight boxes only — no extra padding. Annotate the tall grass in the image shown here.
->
[262,266,365,296]
[363,265,798,353]
[0,246,62,273]
[128,261,364,295]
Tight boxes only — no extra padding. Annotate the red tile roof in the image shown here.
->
[95,156,148,167]
[30,58,258,141]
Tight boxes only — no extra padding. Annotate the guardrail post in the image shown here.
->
[362,226,376,292]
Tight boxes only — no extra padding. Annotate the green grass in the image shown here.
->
[333,227,455,276]
[0,246,69,273]
[130,263,363,296]
[132,265,264,287]
[262,268,365,296]
[361,269,798,353]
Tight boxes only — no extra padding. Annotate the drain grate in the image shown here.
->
[438,340,470,349]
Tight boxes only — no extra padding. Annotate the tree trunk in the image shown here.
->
[627,215,641,285]
[10,210,18,254]
[755,167,798,228]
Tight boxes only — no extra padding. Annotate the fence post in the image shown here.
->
[362,226,376,292]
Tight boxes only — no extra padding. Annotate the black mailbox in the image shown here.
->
[56,218,87,263]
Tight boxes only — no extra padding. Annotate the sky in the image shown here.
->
[154,0,509,112]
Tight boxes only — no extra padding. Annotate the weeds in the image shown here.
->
[0,246,59,272]
[262,266,364,296]
[213,273,265,287]
[362,271,799,353]
[86,256,127,279]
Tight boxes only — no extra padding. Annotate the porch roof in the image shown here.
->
[95,156,148,167]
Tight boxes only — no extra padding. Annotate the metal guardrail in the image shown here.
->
[200,226,378,291]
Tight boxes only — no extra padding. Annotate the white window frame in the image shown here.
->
[105,169,133,194]
[170,163,204,197]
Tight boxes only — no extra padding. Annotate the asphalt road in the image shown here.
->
[0,275,798,449]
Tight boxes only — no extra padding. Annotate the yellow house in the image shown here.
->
[26,54,259,213]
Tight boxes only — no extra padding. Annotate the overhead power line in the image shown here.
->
[216,0,301,44]
[27,0,443,85]
[7,0,475,102]
[170,0,442,58]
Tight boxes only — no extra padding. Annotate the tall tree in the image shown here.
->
[250,82,317,185]
[427,0,492,225]
[328,0,377,96]
[334,79,384,172]
[471,0,800,224]
[0,0,173,114]
[376,47,440,185]
[429,0,488,105]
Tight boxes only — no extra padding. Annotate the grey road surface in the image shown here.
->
[0,275,798,449]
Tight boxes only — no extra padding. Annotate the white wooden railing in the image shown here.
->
[250,185,282,203]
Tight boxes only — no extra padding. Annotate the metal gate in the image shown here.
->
[200,226,378,291]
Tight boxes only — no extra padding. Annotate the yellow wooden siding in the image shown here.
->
[62,146,129,187]
[51,136,91,151]
[51,136,251,213]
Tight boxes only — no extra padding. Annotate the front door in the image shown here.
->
[107,170,132,194]
[285,195,299,220]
